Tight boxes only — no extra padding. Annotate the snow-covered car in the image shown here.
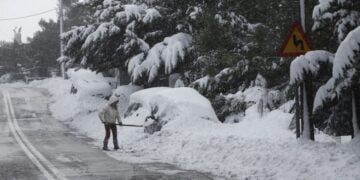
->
[67,68,112,99]
[125,87,219,134]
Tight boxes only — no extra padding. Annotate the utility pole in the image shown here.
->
[295,0,306,139]
[298,0,314,140]
[300,0,306,32]
[59,0,65,78]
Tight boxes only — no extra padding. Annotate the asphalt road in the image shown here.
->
[0,87,214,180]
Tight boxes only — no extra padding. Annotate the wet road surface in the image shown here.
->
[0,87,214,180]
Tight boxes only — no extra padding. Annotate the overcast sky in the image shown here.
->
[0,0,58,42]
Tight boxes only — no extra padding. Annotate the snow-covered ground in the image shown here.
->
[22,78,360,180]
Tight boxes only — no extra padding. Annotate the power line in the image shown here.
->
[0,9,56,21]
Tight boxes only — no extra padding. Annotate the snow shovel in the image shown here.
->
[116,123,143,127]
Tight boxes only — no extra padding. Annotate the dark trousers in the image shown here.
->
[104,124,118,147]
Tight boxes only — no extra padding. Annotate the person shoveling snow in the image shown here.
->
[98,95,143,151]
[98,96,122,151]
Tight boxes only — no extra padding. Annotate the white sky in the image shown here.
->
[0,0,58,42]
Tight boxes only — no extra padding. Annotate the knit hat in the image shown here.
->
[108,96,119,105]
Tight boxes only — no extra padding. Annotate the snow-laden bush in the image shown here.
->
[212,93,247,123]
[126,87,219,134]
[0,73,13,83]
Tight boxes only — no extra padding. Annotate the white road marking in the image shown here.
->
[11,117,43,121]
[2,90,68,180]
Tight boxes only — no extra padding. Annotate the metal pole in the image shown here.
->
[300,83,304,134]
[59,0,65,78]
[295,86,300,138]
[300,0,306,32]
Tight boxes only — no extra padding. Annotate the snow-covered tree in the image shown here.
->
[290,51,334,85]
[314,26,360,138]
[61,0,197,85]
[312,0,360,43]
[290,50,334,140]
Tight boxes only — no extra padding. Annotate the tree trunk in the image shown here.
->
[301,83,312,140]
[351,91,360,137]
[114,68,120,87]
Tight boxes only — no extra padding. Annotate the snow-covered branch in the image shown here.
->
[313,26,360,111]
[312,0,360,42]
[332,26,360,81]
[290,50,334,85]
[129,33,193,83]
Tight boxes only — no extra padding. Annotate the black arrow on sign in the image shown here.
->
[292,35,304,50]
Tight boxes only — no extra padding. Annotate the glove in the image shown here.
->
[118,122,123,126]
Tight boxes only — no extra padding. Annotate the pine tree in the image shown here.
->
[290,50,334,140]
[314,27,360,138]
[61,0,196,85]
[312,0,360,43]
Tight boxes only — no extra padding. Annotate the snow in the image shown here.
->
[82,22,120,50]
[332,26,360,80]
[142,8,161,24]
[290,50,334,85]
[128,87,219,125]
[254,73,267,88]
[189,6,202,20]
[127,53,144,74]
[351,92,360,136]
[131,33,193,83]
[67,68,112,99]
[191,75,213,91]
[301,84,311,140]
[313,78,337,111]
[228,86,266,104]
[0,73,12,83]
[312,0,360,42]
[117,4,145,22]
[112,85,143,116]
[314,26,360,111]
[17,78,360,180]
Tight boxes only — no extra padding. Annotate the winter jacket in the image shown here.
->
[98,105,122,124]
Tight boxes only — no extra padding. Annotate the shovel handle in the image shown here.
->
[116,124,143,127]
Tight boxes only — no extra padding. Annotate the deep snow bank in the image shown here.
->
[125,87,219,134]
[112,85,143,116]
[128,87,219,122]
[27,78,360,180]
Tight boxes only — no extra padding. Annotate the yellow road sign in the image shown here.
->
[278,22,312,57]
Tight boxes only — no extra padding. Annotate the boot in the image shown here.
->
[103,140,109,151]
[113,140,119,150]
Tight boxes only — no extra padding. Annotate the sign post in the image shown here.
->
[278,0,312,139]
[277,22,312,57]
